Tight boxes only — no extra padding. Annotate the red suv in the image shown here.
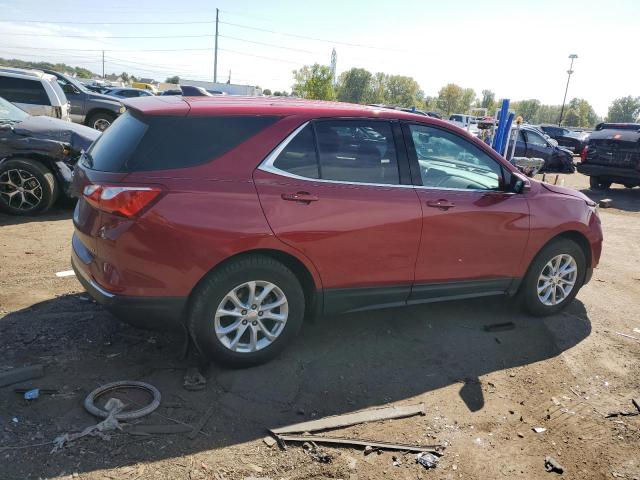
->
[72,96,603,366]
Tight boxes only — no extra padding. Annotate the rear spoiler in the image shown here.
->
[595,122,640,132]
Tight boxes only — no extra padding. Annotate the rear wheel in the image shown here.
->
[520,238,586,316]
[188,255,305,367]
[0,158,58,215]
[589,177,611,190]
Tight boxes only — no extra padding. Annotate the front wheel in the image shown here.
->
[0,158,58,215]
[520,239,586,316]
[86,111,115,131]
[590,177,611,190]
[188,255,305,367]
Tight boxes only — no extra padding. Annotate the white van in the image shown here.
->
[0,67,70,121]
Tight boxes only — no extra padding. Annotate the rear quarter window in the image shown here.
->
[86,111,280,172]
[0,76,50,105]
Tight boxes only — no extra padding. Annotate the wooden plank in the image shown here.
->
[0,365,44,388]
[271,402,425,434]
[277,433,442,454]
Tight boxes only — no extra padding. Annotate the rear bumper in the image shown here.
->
[71,251,186,331]
[577,164,640,183]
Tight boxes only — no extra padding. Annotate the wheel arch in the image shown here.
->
[84,108,116,126]
[187,248,322,322]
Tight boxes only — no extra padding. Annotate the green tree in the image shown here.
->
[263,88,272,95]
[385,74,423,107]
[120,72,129,82]
[292,64,335,100]
[607,96,640,123]
[514,99,541,123]
[563,98,599,127]
[368,72,388,104]
[436,83,464,116]
[336,67,373,104]
[460,88,476,113]
[165,75,180,84]
[480,89,495,112]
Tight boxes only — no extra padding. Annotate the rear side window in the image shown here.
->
[272,120,400,185]
[85,111,279,172]
[0,77,49,105]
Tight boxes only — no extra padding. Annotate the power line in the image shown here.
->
[219,20,402,51]
[217,48,303,65]
[0,19,215,25]
[0,45,213,52]
[8,32,215,39]
[219,34,318,54]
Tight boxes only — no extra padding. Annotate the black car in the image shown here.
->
[577,123,640,190]
[539,125,588,153]
[511,126,575,173]
[0,97,99,215]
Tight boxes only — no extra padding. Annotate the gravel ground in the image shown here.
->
[0,172,638,480]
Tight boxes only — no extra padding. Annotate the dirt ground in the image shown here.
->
[1,172,639,480]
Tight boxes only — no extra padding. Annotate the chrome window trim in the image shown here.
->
[257,120,515,194]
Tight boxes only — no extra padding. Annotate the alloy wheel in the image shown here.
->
[214,280,288,353]
[536,254,578,306]
[93,118,111,131]
[0,168,43,211]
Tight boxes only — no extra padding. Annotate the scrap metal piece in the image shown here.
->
[276,433,443,455]
[416,452,439,469]
[0,365,45,388]
[271,402,425,435]
[544,456,564,474]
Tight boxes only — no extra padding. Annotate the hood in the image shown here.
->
[11,115,100,152]
[541,182,594,204]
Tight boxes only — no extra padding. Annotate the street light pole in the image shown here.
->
[558,54,578,126]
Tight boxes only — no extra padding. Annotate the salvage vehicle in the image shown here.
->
[539,124,588,153]
[578,123,640,190]
[0,97,100,215]
[511,125,575,173]
[43,69,125,131]
[71,96,603,367]
[103,87,155,99]
[0,67,70,121]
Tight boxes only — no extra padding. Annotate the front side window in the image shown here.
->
[408,124,502,191]
[271,120,399,185]
[525,130,548,146]
[0,77,49,105]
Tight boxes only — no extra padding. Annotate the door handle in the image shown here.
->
[426,199,456,210]
[281,192,319,203]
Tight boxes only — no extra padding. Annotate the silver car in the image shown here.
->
[0,67,70,121]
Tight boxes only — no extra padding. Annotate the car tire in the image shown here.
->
[0,158,58,215]
[519,238,586,317]
[86,111,116,131]
[188,255,305,368]
[589,177,611,190]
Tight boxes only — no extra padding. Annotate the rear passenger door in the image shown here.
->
[254,119,423,313]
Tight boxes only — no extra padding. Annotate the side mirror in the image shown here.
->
[510,172,531,194]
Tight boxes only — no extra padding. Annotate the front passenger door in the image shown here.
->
[404,123,530,301]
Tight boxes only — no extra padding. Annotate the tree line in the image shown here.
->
[287,63,640,128]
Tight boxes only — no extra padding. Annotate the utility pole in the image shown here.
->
[558,54,578,126]
[213,8,219,83]
[102,50,105,79]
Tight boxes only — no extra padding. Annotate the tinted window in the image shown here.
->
[315,120,399,185]
[86,111,279,172]
[0,77,49,105]
[273,125,319,179]
[409,124,502,190]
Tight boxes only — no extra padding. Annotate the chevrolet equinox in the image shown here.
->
[72,96,603,367]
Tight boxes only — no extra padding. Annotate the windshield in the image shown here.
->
[0,96,29,122]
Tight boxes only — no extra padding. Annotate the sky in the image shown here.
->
[0,0,637,116]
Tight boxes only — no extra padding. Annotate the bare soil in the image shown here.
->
[1,173,639,480]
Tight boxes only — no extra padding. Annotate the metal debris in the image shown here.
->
[544,456,564,474]
[275,433,443,455]
[416,452,439,469]
[533,427,547,433]
[302,441,332,463]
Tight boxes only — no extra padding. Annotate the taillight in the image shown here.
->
[82,185,163,217]
[580,146,588,163]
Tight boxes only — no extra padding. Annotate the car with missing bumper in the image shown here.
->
[0,97,100,215]
[578,122,640,190]
[71,96,603,367]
